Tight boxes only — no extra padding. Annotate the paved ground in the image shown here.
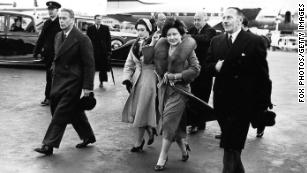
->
[0,50,306,173]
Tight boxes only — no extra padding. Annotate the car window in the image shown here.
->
[9,15,35,33]
[0,15,5,32]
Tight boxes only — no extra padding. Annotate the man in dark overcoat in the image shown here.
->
[205,7,272,173]
[187,12,216,133]
[34,8,96,155]
[33,1,62,106]
[87,15,112,88]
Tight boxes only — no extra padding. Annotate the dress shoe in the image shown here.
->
[182,144,191,162]
[154,157,168,171]
[76,137,96,148]
[34,145,53,155]
[256,132,264,138]
[148,128,158,145]
[40,99,50,106]
[256,126,265,138]
[215,134,222,139]
[131,139,145,152]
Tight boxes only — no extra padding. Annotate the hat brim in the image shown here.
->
[47,6,57,9]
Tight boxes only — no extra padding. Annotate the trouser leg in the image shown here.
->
[45,65,52,99]
[99,70,108,83]
[42,122,67,148]
[71,112,95,141]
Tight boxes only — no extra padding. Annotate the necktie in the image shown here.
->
[96,25,99,30]
[228,34,233,46]
[62,32,66,43]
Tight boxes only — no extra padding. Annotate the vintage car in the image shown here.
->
[0,11,136,67]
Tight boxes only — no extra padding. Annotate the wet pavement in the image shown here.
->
[0,50,306,173]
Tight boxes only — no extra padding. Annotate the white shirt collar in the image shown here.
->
[50,16,57,21]
[64,26,73,38]
[229,28,241,43]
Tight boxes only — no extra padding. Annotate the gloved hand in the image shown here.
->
[122,80,133,93]
[163,72,183,85]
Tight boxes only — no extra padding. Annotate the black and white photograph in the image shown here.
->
[0,0,306,172]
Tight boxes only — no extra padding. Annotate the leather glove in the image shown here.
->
[122,80,133,93]
[163,72,183,86]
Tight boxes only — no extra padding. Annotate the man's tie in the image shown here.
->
[228,34,233,46]
[96,24,99,30]
[62,32,66,43]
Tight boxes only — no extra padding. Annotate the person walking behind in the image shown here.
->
[33,1,62,106]
[187,12,216,134]
[87,15,112,88]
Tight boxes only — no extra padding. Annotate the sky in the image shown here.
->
[4,0,306,15]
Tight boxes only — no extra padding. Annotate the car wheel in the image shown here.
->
[111,39,123,50]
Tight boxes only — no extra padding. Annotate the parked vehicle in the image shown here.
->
[0,11,136,67]
[271,31,298,51]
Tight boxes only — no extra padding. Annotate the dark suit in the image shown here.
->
[187,24,216,129]
[42,27,96,148]
[86,24,111,83]
[34,17,61,100]
[205,30,271,150]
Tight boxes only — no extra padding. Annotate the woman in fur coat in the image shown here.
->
[153,19,201,171]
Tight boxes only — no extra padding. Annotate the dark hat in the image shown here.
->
[79,92,96,111]
[251,110,276,128]
[46,1,61,9]
[242,17,249,27]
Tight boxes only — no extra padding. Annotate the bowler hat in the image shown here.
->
[79,92,96,111]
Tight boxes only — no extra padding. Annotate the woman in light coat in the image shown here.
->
[122,18,158,152]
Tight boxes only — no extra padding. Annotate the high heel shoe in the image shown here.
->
[130,139,145,152]
[154,157,168,171]
[182,144,191,162]
[148,128,158,145]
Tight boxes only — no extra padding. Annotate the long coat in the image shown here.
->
[121,40,157,127]
[50,27,95,123]
[188,24,216,101]
[153,37,201,140]
[33,17,61,67]
[206,30,271,113]
[205,30,271,149]
[86,24,111,71]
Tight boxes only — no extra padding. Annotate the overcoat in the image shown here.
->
[50,27,95,123]
[86,24,111,71]
[33,17,61,66]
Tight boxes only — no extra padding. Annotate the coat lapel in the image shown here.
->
[56,27,78,59]
[228,30,249,59]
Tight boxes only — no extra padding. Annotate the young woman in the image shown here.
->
[153,19,200,171]
[122,18,158,152]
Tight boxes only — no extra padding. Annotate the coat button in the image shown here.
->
[64,65,69,69]
[234,75,239,79]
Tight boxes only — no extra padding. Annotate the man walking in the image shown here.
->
[187,12,216,133]
[205,7,272,172]
[34,8,96,155]
[33,1,61,106]
[87,15,112,88]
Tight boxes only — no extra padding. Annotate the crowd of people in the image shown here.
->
[32,1,273,173]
